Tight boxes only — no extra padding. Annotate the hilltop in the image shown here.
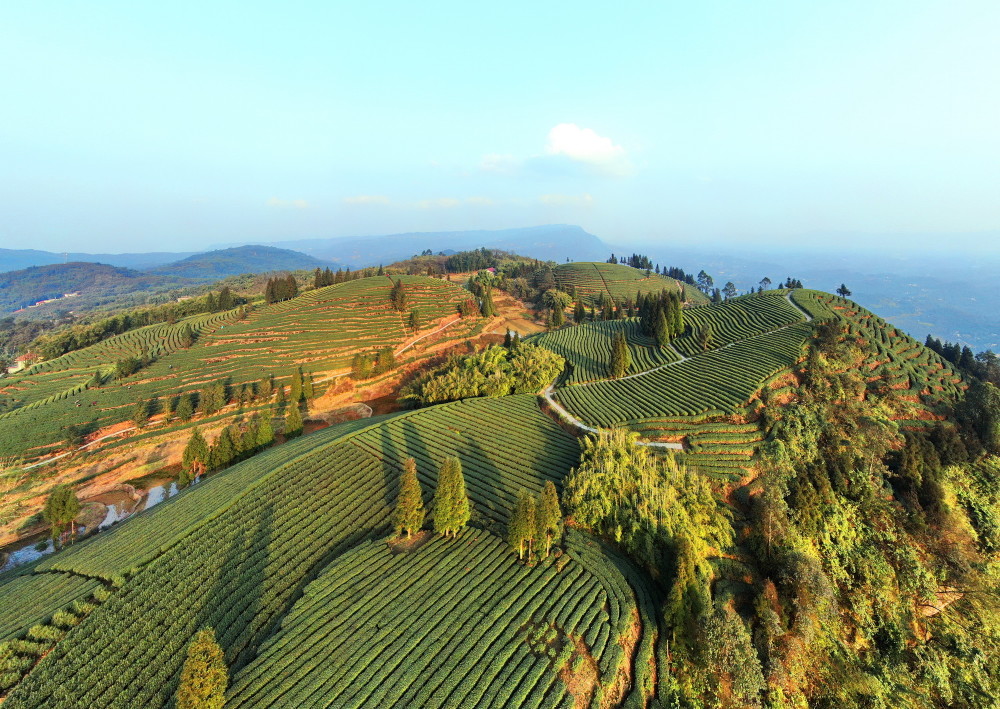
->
[0,262,196,313]
[148,245,327,279]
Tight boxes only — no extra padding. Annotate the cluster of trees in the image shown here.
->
[563,430,732,667]
[390,455,471,539]
[926,336,1000,384]
[43,484,81,542]
[400,343,564,406]
[466,275,498,317]
[637,289,685,347]
[606,252,654,270]
[506,482,562,560]
[350,347,395,380]
[605,323,1000,707]
[263,275,300,304]
[179,414,276,486]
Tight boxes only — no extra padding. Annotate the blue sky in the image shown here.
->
[1,1,998,254]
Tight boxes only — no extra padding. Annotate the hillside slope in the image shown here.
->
[0,275,474,463]
[553,261,710,307]
[0,262,195,313]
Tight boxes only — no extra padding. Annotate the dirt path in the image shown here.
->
[541,289,816,448]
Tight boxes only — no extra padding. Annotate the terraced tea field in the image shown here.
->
[529,319,679,384]
[0,275,474,461]
[553,262,708,307]
[228,529,663,708]
[2,395,596,708]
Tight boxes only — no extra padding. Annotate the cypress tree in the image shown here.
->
[574,300,586,323]
[508,490,535,560]
[610,330,630,378]
[290,368,304,403]
[176,628,228,709]
[433,456,470,538]
[551,304,564,327]
[303,371,315,401]
[285,404,303,439]
[176,393,194,421]
[654,308,670,348]
[43,484,80,540]
[537,481,563,557]
[209,427,236,471]
[256,413,275,449]
[182,428,210,484]
[392,457,425,538]
[480,286,497,317]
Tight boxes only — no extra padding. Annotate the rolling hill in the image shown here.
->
[148,245,328,279]
[0,271,995,708]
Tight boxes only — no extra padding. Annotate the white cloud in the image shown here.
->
[415,197,462,209]
[539,193,595,207]
[465,196,495,206]
[479,124,632,178]
[267,197,309,209]
[545,123,631,176]
[480,153,519,175]
[343,194,390,205]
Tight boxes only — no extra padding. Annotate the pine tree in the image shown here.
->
[132,399,150,428]
[654,308,670,348]
[176,393,194,421]
[551,304,564,327]
[290,367,304,403]
[285,404,303,439]
[303,372,315,401]
[182,428,210,485]
[574,300,586,323]
[258,375,273,401]
[176,628,228,709]
[256,413,275,449]
[610,331,631,378]
[43,484,80,541]
[697,323,715,351]
[508,490,535,560]
[433,456,470,538]
[480,286,497,317]
[537,481,563,557]
[209,427,236,471]
[392,458,425,538]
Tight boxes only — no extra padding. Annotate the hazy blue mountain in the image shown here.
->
[254,224,609,268]
[0,248,197,273]
[0,262,196,313]
[148,245,327,279]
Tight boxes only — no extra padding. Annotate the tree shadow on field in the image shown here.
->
[375,413,434,514]
[195,500,273,672]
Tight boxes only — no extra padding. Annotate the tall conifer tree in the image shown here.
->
[176,628,228,709]
[392,458,425,538]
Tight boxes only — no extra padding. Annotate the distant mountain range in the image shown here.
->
[243,224,609,267]
[0,246,326,315]
[1,227,994,351]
